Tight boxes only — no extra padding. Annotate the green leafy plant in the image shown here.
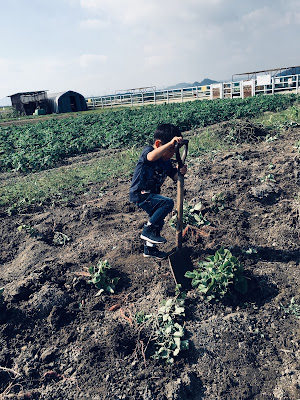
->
[17,224,40,238]
[53,231,71,246]
[0,287,4,298]
[169,201,210,229]
[152,291,189,364]
[280,297,300,319]
[260,174,276,182]
[211,192,225,212]
[185,247,248,301]
[88,260,119,296]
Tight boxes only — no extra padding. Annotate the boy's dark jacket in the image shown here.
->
[129,145,177,203]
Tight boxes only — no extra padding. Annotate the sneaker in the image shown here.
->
[140,224,167,244]
[143,245,168,260]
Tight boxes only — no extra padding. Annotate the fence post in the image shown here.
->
[181,88,183,102]
[297,74,299,94]
[272,77,275,95]
[154,90,156,105]
[101,97,104,109]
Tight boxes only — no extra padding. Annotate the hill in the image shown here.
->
[165,78,218,90]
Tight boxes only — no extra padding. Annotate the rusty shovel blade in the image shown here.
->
[168,246,193,289]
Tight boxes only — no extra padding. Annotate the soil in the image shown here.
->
[0,124,299,400]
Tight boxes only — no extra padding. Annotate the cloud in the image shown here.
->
[79,54,108,68]
[80,18,111,30]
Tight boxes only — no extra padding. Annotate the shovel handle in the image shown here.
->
[175,139,189,169]
[175,139,188,249]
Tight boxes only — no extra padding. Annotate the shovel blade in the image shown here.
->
[168,247,193,290]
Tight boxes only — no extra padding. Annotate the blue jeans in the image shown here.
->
[138,194,174,232]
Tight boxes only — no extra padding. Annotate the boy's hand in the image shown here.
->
[170,136,183,146]
[177,164,187,175]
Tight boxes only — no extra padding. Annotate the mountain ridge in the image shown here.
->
[164,78,218,90]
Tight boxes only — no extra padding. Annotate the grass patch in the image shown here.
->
[0,148,140,212]
[253,103,300,131]
[188,128,230,157]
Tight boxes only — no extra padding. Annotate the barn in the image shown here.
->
[8,91,48,115]
[47,90,87,114]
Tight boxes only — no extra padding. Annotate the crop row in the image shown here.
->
[0,93,298,173]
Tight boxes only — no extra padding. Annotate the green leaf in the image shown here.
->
[173,348,180,356]
[174,307,185,315]
[174,337,181,349]
[185,271,196,278]
[180,340,189,350]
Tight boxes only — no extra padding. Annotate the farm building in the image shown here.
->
[8,90,87,115]
[8,91,49,115]
[47,90,87,114]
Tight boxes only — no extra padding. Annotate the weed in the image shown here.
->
[17,224,40,238]
[244,247,258,255]
[211,192,225,212]
[280,297,300,319]
[260,174,276,183]
[88,260,119,296]
[185,247,248,301]
[53,232,70,246]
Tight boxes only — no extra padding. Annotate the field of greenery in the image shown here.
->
[0,94,299,214]
[0,94,298,173]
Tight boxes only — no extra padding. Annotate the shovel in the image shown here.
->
[168,139,193,289]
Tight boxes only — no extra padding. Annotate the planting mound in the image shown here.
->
[0,125,299,399]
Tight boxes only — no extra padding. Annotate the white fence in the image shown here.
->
[86,73,300,110]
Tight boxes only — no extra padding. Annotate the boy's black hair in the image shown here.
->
[153,123,181,144]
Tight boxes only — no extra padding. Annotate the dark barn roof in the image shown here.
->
[47,90,87,113]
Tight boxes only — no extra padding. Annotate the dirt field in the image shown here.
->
[0,125,299,399]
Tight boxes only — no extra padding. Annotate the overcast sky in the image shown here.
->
[0,0,299,104]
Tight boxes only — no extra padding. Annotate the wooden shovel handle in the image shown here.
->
[176,173,184,249]
[175,140,188,249]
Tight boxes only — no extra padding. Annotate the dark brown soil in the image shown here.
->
[0,126,299,400]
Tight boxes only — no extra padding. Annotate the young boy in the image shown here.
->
[129,123,187,260]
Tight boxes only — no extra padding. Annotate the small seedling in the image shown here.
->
[280,297,300,319]
[185,247,248,301]
[88,260,119,296]
[260,174,276,183]
[244,247,258,255]
[17,224,40,238]
[53,231,70,246]
[211,193,225,212]
[265,134,279,142]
